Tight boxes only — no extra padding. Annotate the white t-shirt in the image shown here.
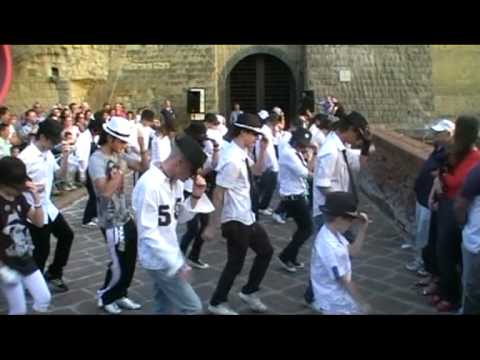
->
[132,165,213,276]
[312,132,360,217]
[311,225,361,315]
[18,144,60,224]
[130,123,154,153]
[150,134,172,164]
[75,130,99,172]
[278,144,309,196]
[255,125,279,173]
[215,140,256,226]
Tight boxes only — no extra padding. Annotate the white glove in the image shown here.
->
[0,266,21,286]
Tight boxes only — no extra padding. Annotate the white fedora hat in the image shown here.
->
[103,116,133,142]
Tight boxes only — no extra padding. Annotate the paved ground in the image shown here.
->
[1,177,439,315]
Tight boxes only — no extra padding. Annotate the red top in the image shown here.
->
[443,149,480,199]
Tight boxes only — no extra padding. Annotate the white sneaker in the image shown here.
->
[277,256,297,273]
[82,221,98,229]
[259,208,273,216]
[207,303,239,315]
[238,292,268,313]
[272,213,286,224]
[103,303,122,314]
[116,297,142,310]
[187,258,210,270]
[401,243,412,250]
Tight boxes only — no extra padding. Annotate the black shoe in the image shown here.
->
[45,272,69,293]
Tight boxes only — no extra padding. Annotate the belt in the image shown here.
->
[281,194,306,201]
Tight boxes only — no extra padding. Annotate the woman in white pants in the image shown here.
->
[0,157,51,315]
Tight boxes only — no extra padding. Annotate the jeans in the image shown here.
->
[436,197,463,304]
[279,197,313,263]
[82,171,97,225]
[98,219,138,305]
[257,170,278,210]
[210,221,273,306]
[462,244,480,314]
[304,214,324,304]
[27,213,74,279]
[413,201,431,263]
[180,213,209,262]
[146,269,202,315]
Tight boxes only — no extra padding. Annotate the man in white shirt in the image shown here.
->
[305,111,372,305]
[19,119,74,293]
[202,113,274,315]
[132,135,213,314]
[256,112,281,216]
[129,109,155,181]
[277,127,315,273]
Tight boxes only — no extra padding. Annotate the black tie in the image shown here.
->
[341,149,359,204]
[245,158,258,216]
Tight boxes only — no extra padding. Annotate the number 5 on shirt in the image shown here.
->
[158,205,171,226]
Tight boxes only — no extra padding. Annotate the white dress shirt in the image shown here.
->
[278,144,309,196]
[150,134,172,164]
[18,143,60,224]
[255,125,279,173]
[215,140,256,226]
[312,132,361,217]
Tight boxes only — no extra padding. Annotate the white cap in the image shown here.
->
[272,107,284,116]
[431,119,455,134]
[257,110,269,120]
[102,116,134,142]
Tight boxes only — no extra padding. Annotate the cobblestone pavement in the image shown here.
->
[1,177,439,315]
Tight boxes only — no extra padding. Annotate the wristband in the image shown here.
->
[34,203,42,208]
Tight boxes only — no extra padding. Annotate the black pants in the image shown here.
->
[436,198,463,304]
[82,172,97,225]
[422,210,439,276]
[279,197,313,263]
[257,170,278,210]
[180,213,209,261]
[99,219,138,305]
[210,221,274,306]
[274,200,286,215]
[27,213,74,279]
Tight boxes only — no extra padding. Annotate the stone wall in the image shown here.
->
[432,45,480,118]
[305,45,434,126]
[5,45,111,113]
[359,127,432,237]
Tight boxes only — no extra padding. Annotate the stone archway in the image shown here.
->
[218,46,300,121]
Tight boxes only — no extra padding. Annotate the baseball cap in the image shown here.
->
[431,119,455,134]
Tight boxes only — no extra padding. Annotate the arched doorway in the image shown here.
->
[226,53,295,121]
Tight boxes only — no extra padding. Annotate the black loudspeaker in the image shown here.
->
[300,90,315,112]
[187,89,202,113]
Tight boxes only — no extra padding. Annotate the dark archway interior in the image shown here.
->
[227,53,295,121]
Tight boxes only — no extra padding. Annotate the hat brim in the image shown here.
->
[319,206,362,219]
[430,125,451,133]
[234,123,264,136]
[103,123,131,142]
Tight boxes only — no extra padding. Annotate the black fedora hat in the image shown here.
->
[233,113,264,136]
[290,127,312,147]
[0,156,31,189]
[184,121,207,143]
[319,191,361,218]
[174,134,207,174]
